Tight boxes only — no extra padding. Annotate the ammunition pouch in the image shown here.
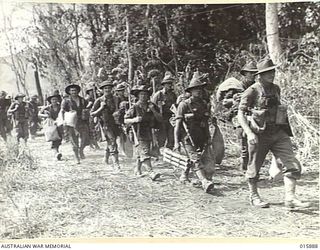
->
[275,104,289,125]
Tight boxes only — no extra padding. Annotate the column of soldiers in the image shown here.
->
[1,57,310,209]
[0,91,41,144]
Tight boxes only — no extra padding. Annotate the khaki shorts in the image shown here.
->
[15,120,29,140]
[136,140,151,162]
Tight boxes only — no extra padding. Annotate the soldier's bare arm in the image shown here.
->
[174,118,182,150]
[149,102,162,122]
[90,99,103,117]
[38,106,50,119]
[238,88,258,145]
[124,106,141,125]
[7,102,18,115]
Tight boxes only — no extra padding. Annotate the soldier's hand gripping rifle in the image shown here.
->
[169,104,195,148]
[90,63,107,142]
[164,104,196,172]
[122,80,139,147]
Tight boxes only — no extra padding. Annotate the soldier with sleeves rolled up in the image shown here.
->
[151,72,177,150]
[216,61,258,170]
[59,84,90,164]
[237,58,311,209]
[91,79,121,172]
[7,93,30,144]
[124,84,162,180]
[174,72,215,193]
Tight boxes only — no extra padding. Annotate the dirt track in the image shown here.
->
[1,134,319,239]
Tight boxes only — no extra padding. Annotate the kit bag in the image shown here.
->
[44,118,61,142]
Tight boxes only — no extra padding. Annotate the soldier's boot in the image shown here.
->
[144,159,160,181]
[73,147,80,164]
[79,146,85,159]
[179,169,190,183]
[284,177,311,209]
[195,169,214,193]
[133,159,143,177]
[111,154,121,173]
[103,150,110,164]
[248,178,269,208]
[52,148,62,161]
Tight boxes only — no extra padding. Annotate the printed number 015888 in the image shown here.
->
[300,244,318,248]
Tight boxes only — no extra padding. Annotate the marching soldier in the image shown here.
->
[28,95,40,139]
[114,82,128,105]
[216,61,258,170]
[174,73,214,193]
[85,84,100,150]
[39,92,63,160]
[7,93,30,144]
[90,79,121,172]
[124,85,162,180]
[152,71,177,149]
[60,84,90,164]
[238,58,311,209]
[0,91,11,142]
[113,82,132,157]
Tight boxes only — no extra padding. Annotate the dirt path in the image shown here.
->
[1,135,319,239]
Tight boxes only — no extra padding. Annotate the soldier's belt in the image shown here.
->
[163,148,193,171]
[265,123,281,131]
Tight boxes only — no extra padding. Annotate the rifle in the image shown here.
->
[169,104,195,148]
[91,64,106,142]
[165,104,195,174]
[150,76,160,157]
[123,80,139,146]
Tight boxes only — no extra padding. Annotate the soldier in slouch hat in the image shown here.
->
[59,84,90,164]
[7,93,29,143]
[91,79,121,172]
[85,83,100,150]
[216,61,258,170]
[238,58,311,209]
[28,95,40,139]
[124,84,162,180]
[39,92,63,160]
[0,91,12,142]
[151,71,177,150]
[174,72,214,193]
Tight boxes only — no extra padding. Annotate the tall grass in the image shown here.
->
[0,139,41,239]
[277,58,319,164]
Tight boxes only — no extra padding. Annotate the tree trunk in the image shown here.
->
[125,8,133,84]
[34,61,44,105]
[1,4,21,92]
[164,9,178,75]
[265,3,282,64]
[73,4,83,72]
[146,5,151,40]
[103,4,109,32]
